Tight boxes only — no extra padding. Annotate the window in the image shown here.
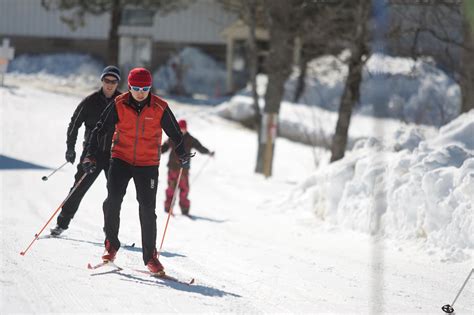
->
[121,9,155,27]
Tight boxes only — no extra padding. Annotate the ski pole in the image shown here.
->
[442,268,474,314]
[190,155,212,185]
[42,161,69,181]
[157,167,183,260]
[20,173,88,256]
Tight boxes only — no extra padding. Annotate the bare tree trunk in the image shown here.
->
[107,0,121,65]
[293,51,309,103]
[330,0,370,163]
[244,0,264,173]
[256,1,294,176]
[330,52,365,162]
[460,13,474,113]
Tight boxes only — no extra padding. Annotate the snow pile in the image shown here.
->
[361,54,460,125]
[6,53,104,95]
[153,47,227,97]
[288,110,474,260]
[214,75,266,123]
[8,53,103,77]
[216,75,437,148]
[216,53,460,146]
[290,52,461,125]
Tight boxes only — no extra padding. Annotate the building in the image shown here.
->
[0,0,237,74]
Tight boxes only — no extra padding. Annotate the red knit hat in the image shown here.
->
[178,119,187,130]
[128,68,152,87]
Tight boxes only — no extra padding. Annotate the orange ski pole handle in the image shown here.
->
[20,173,88,256]
[157,167,183,260]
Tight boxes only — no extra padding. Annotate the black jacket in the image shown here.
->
[162,132,211,169]
[66,88,121,154]
[87,93,186,160]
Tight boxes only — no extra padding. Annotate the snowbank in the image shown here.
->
[153,47,228,97]
[288,110,474,260]
[216,76,438,149]
[6,53,104,95]
[216,53,461,147]
[8,53,103,77]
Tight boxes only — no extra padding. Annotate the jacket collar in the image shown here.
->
[126,93,151,112]
[100,88,121,101]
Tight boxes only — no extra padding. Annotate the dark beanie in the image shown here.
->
[128,68,152,87]
[101,65,121,81]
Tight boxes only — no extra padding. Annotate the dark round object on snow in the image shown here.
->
[442,304,454,313]
[42,176,48,181]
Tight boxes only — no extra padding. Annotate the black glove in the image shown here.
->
[179,152,195,170]
[82,156,97,174]
[65,149,76,164]
[209,151,215,157]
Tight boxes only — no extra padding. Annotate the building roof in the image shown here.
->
[220,19,269,41]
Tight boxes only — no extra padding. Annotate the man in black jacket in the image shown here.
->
[50,66,122,236]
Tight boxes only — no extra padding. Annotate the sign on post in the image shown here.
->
[0,38,15,86]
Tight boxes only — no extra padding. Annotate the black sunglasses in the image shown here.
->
[103,78,119,84]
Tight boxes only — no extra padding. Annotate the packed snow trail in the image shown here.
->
[1,85,472,313]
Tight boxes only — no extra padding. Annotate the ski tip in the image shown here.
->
[87,263,93,269]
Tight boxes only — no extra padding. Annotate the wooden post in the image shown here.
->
[262,113,277,178]
[0,38,15,86]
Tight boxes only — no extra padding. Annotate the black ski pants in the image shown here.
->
[103,158,159,264]
[57,150,110,229]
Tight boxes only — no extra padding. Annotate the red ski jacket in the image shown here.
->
[112,93,169,166]
[87,92,185,166]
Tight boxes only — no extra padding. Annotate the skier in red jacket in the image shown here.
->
[162,119,214,215]
[83,68,192,275]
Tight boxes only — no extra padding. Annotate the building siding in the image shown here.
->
[0,0,236,44]
[0,0,110,39]
[151,0,236,44]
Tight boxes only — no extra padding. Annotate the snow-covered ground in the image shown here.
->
[1,74,473,313]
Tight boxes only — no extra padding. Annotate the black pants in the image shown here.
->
[103,158,159,264]
[57,150,110,229]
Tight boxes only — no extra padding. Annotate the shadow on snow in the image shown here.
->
[0,154,49,170]
[181,214,228,223]
[39,235,186,258]
[92,268,241,298]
